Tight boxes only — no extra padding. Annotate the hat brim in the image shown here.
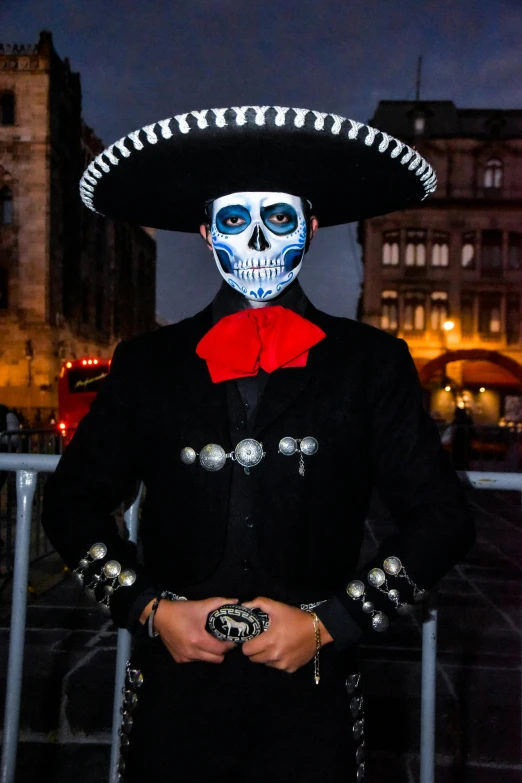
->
[80,107,436,232]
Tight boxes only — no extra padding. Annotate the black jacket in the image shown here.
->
[42,299,474,642]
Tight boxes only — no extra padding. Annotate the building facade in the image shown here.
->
[0,31,156,421]
[361,101,522,425]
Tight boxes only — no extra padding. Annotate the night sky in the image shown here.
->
[3,0,520,323]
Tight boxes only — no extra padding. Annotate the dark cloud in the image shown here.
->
[3,0,519,322]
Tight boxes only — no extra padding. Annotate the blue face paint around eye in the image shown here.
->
[215,204,251,235]
[261,203,298,235]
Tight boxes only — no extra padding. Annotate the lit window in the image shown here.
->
[431,232,449,267]
[479,293,502,335]
[0,187,13,225]
[430,291,449,330]
[414,114,425,134]
[403,291,426,331]
[484,158,503,189]
[461,232,475,269]
[381,231,399,266]
[0,93,15,126]
[405,230,426,267]
[380,290,398,331]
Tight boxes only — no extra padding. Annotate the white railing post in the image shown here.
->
[420,594,438,783]
[109,485,144,783]
[1,470,38,783]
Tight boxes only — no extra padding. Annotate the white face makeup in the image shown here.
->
[210,192,307,301]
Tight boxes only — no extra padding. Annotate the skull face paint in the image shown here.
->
[210,192,308,301]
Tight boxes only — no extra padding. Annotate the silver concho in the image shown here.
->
[199,443,227,472]
[300,436,319,456]
[89,543,107,560]
[371,611,389,632]
[346,580,365,599]
[118,569,136,587]
[180,447,197,465]
[388,589,400,603]
[103,560,121,579]
[234,439,264,468]
[345,673,361,694]
[383,556,402,575]
[353,719,364,741]
[361,601,374,614]
[367,568,386,588]
[356,743,365,764]
[278,436,298,456]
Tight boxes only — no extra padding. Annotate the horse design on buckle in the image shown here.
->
[180,438,265,474]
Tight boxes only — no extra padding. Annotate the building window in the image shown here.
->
[381,231,399,266]
[380,289,398,331]
[461,231,475,269]
[0,187,13,225]
[479,293,501,335]
[430,291,449,330]
[405,230,426,267]
[0,268,8,309]
[0,92,15,126]
[508,232,521,270]
[403,290,426,332]
[413,114,425,135]
[431,232,449,267]
[460,293,474,335]
[481,230,503,276]
[506,294,520,345]
[484,158,503,189]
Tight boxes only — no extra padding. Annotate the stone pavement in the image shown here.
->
[0,487,520,782]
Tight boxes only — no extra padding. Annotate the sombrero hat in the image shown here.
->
[80,105,436,232]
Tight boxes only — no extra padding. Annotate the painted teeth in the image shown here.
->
[235,267,284,280]
[234,258,282,270]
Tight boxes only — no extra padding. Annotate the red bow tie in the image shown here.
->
[196,306,326,383]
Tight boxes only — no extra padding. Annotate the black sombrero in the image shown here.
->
[80,105,436,232]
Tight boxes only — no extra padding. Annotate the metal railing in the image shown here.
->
[0,453,520,783]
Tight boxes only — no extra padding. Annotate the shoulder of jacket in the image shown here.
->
[310,308,408,355]
[113,307,210,360]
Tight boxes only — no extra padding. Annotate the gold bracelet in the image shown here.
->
[307,610,322,685]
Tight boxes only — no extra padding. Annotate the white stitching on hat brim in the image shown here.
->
[79,106,437,216]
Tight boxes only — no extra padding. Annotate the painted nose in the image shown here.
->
[248,225,271,251]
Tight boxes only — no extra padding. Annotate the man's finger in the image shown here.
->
[243,596,274,613]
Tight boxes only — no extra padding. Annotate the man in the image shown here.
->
[42,106,474,782]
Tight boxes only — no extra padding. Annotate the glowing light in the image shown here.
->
[93,359,98,365]
[66,362,72,368]
[444,385,451,392]
[82,360,87,365]
[59,422,66,430]
[88,359,93,365]
[479,387,485,393]
[443,320,455,331]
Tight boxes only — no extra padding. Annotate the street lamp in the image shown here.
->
[442,320,455,332]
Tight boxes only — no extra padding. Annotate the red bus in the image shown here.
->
[57,358,110,435]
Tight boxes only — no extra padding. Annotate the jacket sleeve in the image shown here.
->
[315,337,475,649]
[42,340,156,630]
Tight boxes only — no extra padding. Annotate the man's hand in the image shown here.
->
[241,597,333,673]
[153,597,238,664]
